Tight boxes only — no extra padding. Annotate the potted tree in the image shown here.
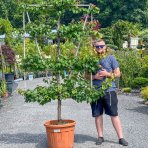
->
[19,42,113,148]
[1,45,15,94]
[18,1,113,148]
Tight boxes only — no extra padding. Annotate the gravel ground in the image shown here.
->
[0,78,148,148]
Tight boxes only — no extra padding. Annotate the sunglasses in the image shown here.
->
[95,45,105,49]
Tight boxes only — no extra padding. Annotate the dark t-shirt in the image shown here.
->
[93,55,119,92]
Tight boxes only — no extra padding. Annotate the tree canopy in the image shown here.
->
[0,0,147,28]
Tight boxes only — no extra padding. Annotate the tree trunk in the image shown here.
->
[56,17,62,122]
[57,98,62,122]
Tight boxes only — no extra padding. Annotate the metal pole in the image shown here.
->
[23,11,26,81]
[75,4,91,56]
[26,12,31,23]
[0,44,5,80]
[23,11,26,59]
[35,38,43,59]
[27,4,90,7]
[26,11,43,60]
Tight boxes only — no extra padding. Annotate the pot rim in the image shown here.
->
[44,119,76,128]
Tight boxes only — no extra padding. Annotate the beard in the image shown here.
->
[97,50,105,55]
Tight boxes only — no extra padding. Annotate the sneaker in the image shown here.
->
[96,137,104,145]
[119,138,128,146]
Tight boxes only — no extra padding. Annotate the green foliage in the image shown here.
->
[140,55,148,78]
[139,29,148,37]
[122,87,132,93]
[99,27,118,50]
[13,40,43,56]
[26,23,51,38]
[100,27,113,44]
[18,72,113,105]
[143,36,148,50]
[15,1,114,121]
[20,40,114,105]
[22,54,47,72]
[59,22,84,42]
[0,18,13,44]
[0,80,8,96]
[137,29,148,51]
[85,0,148,28]
[140,65,148,78]
[114,50,141,87]
[0,0,148,29]
[106,44,118,50]
[140,86,148,101]
[112,20,141,49]
[21,40,99,74]
[132,77,148,88]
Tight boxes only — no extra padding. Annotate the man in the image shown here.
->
[91,39,128,146]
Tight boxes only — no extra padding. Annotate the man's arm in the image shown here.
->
[85,72,104,80]
[98,67,121,78]
[113,67,121,78]
[106,67,121,78]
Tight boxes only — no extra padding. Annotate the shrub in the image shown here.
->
[1,45,15,65]
[140,86,148,101]
[114,50,141,87]
[140,65,148,78]
[140,55,148,78]
[122,87,132,93]
[132,77,148,88]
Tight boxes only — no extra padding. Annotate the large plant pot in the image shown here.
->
[44,120,76,148]
[5,73,14,82]
[6,81,13,94]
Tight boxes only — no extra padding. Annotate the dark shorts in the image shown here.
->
[91,91,118,117]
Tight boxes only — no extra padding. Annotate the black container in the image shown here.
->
[5,73,14,94]
[7,81,13,94]
[5,73,14,82]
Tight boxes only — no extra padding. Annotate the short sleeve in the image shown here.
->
[110,55,119,70]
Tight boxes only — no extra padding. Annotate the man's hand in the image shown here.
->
[99,69,109,77]
[99,68,121,78]
[93,72,104,80]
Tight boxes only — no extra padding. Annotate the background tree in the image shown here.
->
[112,20,141,49]
[1,0,148,28]
[85,0,148,28]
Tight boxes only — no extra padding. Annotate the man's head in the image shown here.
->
[94,39,106,55]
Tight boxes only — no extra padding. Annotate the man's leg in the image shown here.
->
[95,115,103,137]
[90,97,104,145]
[111,116,128,146]
[104,91,128,146]
[95,115,104,145]
[111,116,123,139]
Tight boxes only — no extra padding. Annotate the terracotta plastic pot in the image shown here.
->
[2,92,9,98]
[44,120,76,148]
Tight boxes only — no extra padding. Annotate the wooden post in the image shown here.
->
[140,40,143,66]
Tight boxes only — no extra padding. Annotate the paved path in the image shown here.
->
[0,78,148,148]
